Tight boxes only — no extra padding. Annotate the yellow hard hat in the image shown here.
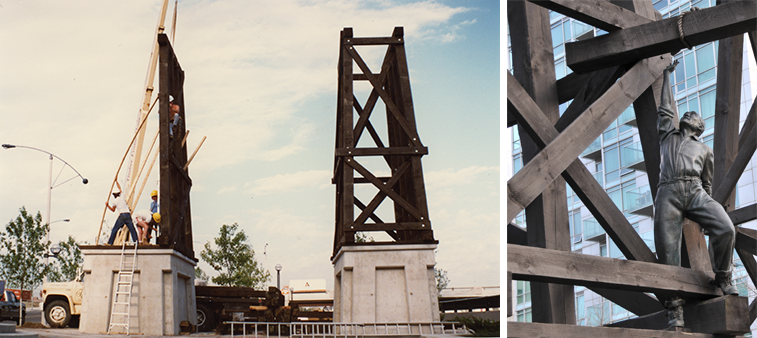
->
[152,213,161,223]
[151,190,158,197]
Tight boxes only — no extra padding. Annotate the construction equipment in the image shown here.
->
[107,241,138,334]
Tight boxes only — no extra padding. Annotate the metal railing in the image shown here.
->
[225,321,470,338]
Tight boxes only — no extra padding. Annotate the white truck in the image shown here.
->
[40,272,84,328]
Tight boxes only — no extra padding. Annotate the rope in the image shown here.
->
[677,7,700,50]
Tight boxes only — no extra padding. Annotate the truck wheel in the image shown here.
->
[45,300,71,328]
[196,304,214,332]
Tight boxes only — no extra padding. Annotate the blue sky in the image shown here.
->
[0,0,500,290]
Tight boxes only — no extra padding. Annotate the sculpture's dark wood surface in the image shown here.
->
[332,27,436,258]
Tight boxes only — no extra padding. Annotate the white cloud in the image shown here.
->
[426,166,499,188]
[246,170,331,195]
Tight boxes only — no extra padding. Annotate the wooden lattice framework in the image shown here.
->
[158,33,194,260]
[332,27,437,258]
[506,0,756,336]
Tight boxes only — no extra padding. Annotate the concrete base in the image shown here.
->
[332,244,440,323]
[79,246,196,335]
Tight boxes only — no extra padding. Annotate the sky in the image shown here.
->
[0,0,500,291]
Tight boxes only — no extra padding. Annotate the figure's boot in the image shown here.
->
[665,297,684,329]
[713,271,739,295]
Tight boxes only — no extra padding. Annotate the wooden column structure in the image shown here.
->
[508,1,575,324]
[507,0,756,335]
[332,27,436,258]
[158,33,194,260]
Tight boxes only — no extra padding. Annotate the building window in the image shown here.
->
[587,298,611,326]
[514,154,523,174]
[569,208,582,250]
[672,43,717,92]
[516,308,532,322]
[516,280,531,309]
[514,210,526,227]
[576,294,585,325]
[513,125,521,153]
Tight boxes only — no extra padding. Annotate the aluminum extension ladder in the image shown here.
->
[108,240,138,334]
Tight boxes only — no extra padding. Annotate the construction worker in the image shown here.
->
[106,181,138,244]
[133,210,160,244]
[169,95,181,138]
[150,190,159,214]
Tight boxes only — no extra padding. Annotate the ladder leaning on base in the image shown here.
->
[108,240,138,334]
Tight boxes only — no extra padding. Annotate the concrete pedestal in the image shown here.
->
[79,247,196,335]
[332,244,440,323]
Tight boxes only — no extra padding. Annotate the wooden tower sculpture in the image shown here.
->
[332,26,437,257]
[507,0,756,336]
[331,27,440,324]
[158,33,195,260]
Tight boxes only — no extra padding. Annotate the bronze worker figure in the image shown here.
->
[655,60,738,328]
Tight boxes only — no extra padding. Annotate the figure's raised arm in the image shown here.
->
[658,60,678,138]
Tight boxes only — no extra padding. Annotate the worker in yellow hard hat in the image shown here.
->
[133,210,161,244]
[150,190,159,214]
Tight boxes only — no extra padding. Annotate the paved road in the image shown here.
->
[27,309,42,324]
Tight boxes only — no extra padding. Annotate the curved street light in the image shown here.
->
[1,144,87,281]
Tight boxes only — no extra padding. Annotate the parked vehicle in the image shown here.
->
[41,272,85,328]
[0,289,26,324]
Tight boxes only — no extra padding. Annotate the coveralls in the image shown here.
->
[653,106,735,274]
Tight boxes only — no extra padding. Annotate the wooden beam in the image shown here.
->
[527,0,652,32]
[555,71,592,104]
[508,223,527,246]
[507,71,656,263]
[736,248,757,291]
[589,287,664,316]
[611,0,666,201]
[507,271,513,317]
[565,1,757,73]
[509,0,574,324]
[739,99,756,149]
[508,244,720,298]
[729,204,757,225]
[553,65,626,132]
[508,321,746,338]
[713,21,744,211]
[507,55,669,222]
[749,30,756,62]
[711,122,755,205]
[607,295,750,335]
[736,227,757,256]
[681,220,713,273]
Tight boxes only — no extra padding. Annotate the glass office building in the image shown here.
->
[507,0,757,334]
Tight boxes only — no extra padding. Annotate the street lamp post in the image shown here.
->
[275,264,282,290]
[2,144,87,280]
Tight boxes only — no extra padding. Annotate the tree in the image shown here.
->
[435,266,450,294]
[195,266,209,283]
[47,236,83,283]
[0,207,50,293]
[354,232,374,243]
[200,223,270,288]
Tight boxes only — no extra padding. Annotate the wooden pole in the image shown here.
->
[134,146,160,214]
[126,0,171,203]
[95,97,158,244]
[128,129,159,211]
[183,136,206,170]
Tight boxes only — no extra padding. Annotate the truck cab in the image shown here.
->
[41,272,84,328]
